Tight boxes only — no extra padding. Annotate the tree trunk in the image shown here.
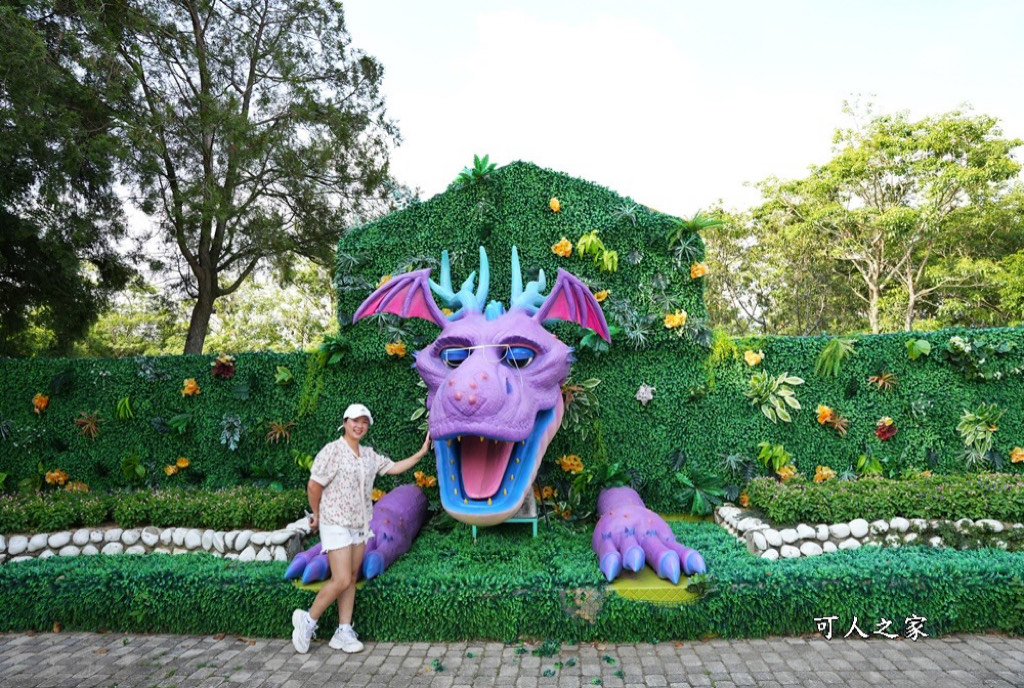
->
[867,283,881,334]
[184,272,216,354]
[905,277,917,332]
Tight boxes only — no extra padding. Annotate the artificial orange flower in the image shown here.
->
[738,492,750,508]
[377,274,391,288]
[776,465,797,482]
[176,457,190,469]
[164,465,179,476]
[549,197,561,213]
[744,350,764,367]
[690,262,709,279]
[45,469,69,486]
[541,485,555,500]
[181,378,200,397]
[920,470,933,477]
[551,237,572,258]
[1011,447,1024,464]
[533,485,541,500]
[554,504,572,520]
[65,481,89,493]
[414,470,437,488]
[594,289,609,302]
[385,340,407,358]
[663,310,687,329]
[32,393,49,414]
[813,465,836,483]
[557,454,584,474]
[372,488,386,502]
[816,405,834,425]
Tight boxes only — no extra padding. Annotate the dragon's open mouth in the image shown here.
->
[434,407,560,525]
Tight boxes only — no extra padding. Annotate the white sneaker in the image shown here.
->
[329,625,364,653]
[291,609,317,653]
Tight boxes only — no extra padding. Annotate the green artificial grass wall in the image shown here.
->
[1,161,1022,510]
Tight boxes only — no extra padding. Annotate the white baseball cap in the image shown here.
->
[342,403,374,425]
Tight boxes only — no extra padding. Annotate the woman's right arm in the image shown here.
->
[307,479,324,531]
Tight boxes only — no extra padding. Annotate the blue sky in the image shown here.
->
[343,1,1024,215]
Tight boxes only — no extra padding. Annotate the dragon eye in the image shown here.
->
[502,345,535,369]
[440,347,470,368]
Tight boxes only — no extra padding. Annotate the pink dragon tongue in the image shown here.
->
[460,437,515,499]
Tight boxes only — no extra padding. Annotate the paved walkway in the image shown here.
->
[1,631,1021,687]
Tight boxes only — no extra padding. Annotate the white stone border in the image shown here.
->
[0,517,311,565]
[715,506,1022,560]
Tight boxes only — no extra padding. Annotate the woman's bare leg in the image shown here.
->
[309,546,354,620]
[338,542,366,625]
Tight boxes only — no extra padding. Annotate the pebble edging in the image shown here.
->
[0,517,311,565]
[715,505,1022,560]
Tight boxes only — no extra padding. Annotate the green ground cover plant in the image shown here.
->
[0,521,1020,641]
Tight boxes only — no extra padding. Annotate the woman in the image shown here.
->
[291,403,431,654]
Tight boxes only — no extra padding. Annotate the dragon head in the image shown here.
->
[354,247,610,525]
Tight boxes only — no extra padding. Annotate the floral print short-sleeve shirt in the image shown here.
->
[309,438,394,528]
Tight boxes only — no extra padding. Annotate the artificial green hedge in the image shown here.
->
[1,522,1021,641]
[0,488,307,534]
[1,161,1023,512]
[746,474,1024,525]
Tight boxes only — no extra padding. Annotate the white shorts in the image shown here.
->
[319,524,374,553]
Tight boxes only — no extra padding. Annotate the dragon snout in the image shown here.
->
[441,366,510,417]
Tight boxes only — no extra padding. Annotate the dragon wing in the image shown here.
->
[533,269,611,342]
[353,269,447,326]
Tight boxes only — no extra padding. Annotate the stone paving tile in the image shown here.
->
[2,632,1023,687]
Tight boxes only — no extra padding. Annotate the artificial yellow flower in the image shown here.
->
[372,488,386,502]
[744,350,764,366]
[813,465,836,483]
[738,492,750,508]
[541,485,555,500]
[663,310,687,329]
[176,457,191,469]
[549,197,561,213]
[816,405,833,425]
[594,289,609,302]
[181,378,200,397]
[385,340,407,358]
[551,237,572,258]
[441,307,453,317]
[690,262,709,279]
[32,393,49,414]
[164,465,179,476]
[919,470,933,477]
[377,274,391,288]
[1011,447,1024,464]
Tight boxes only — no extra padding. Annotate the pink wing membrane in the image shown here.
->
[353,269,446,326]
[534,269,611,342]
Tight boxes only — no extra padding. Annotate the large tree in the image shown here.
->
[755,106,1021,333]
[101,0,399,352]
[0,2,135,356]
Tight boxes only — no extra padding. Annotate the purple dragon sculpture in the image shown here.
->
[354,247,610,526]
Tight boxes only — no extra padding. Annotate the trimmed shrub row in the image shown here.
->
[745,474,1024,525]
[0,488,307,534]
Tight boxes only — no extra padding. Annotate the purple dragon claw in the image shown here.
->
[284,542,323,580]
[360,485,428,580]
[300,553,331,584]
[592,487,707,584]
